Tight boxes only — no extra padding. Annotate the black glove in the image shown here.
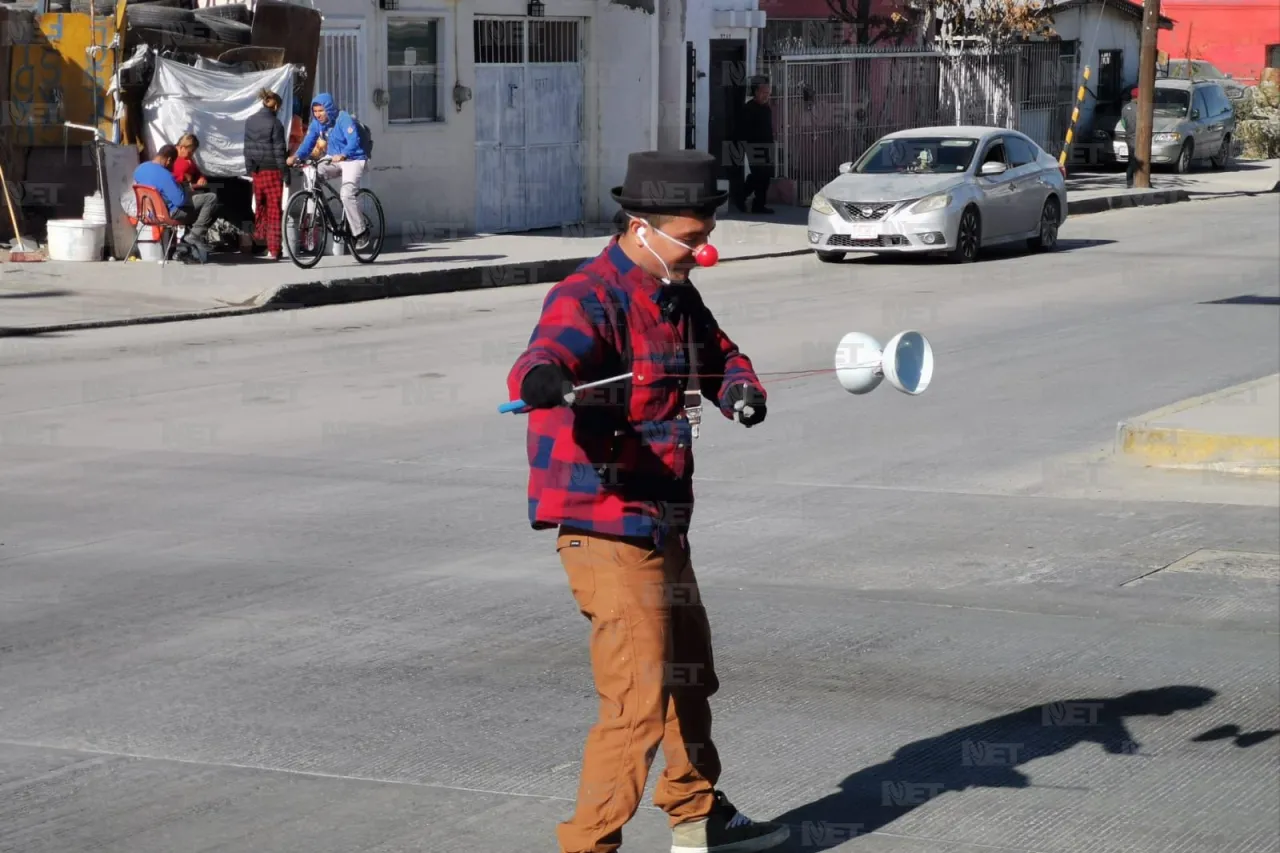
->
[724,382,767,427]
[521,364,573,409]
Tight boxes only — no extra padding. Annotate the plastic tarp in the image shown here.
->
[142,57,294,177]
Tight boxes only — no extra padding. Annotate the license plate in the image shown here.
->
[1114,141,1128,157]
[849,223,879,239]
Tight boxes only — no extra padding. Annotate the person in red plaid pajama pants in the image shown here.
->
[244,88,288,259]
[506,151,789,853]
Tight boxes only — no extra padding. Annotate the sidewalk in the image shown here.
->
[1115,374,1280,479]
[2,159,1276,335]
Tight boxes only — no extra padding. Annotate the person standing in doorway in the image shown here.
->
[506,150,790,853]
[245,87,288,260]
[732,76,776,215]
[287,93,372,250]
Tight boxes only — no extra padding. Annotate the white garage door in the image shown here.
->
[474,17,585,234]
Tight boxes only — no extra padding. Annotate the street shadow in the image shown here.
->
[0,288,75,299]
[0,328,71,338]
[359,254,508,268]
[837,239,1115,266]
[769,685,1220,850]
[1191,724,1280,748]
[1201,294,1280,306]
[982,238,1117,260]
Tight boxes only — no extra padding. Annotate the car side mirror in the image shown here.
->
[979,160,1007,177]
[838,161,853,174]
[1191,108,1200,120]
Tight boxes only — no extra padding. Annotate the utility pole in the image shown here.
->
[1133,0,1162,188]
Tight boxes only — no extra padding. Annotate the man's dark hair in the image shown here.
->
[156,144,179,161]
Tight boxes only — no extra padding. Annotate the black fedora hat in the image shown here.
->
[611,150,729,213]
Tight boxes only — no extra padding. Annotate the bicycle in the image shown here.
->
[284,156,385,268]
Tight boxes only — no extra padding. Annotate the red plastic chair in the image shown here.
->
[125,184,184,265]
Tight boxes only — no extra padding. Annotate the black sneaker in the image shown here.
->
[670,790,790,853]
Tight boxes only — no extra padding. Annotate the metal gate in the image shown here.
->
[317,24,364,120]
[764,43,1069,206]
[474,17,584,234]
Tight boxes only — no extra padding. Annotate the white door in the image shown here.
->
[475,17,584,234]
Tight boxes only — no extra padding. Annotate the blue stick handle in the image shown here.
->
[498,400,531,414]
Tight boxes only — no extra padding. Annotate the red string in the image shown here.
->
[690,368,839,380]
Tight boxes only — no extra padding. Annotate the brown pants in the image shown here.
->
[556,527,722,853]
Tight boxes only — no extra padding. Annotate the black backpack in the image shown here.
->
[350,114,374,158]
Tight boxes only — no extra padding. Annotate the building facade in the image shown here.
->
[1156,0,1280,84]
[272,0,661,237]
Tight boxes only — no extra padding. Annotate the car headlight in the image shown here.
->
[810,193,836,216]
[1153,132,1182,143]
[910,193,951,214]
[1226,87,1243,99]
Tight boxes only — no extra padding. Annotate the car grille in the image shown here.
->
[828,234,909,248]
[839,202,895,221]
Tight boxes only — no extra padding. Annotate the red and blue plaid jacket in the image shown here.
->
[506,238,765,545]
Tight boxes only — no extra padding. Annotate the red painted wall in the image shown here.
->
[1156,0,1280,83]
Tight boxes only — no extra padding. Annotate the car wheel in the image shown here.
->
[948,207,981,263]
[1175,141,1194,174]
[816,250,845,263]
[1211,136,1232,169]
[1028,197,1060,252]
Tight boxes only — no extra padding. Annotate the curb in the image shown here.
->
[1115,423,1280,478]
[0,246,811,337]
[263,246,812,311]
[1113,374,1280,479]
[1066,188,1191,216]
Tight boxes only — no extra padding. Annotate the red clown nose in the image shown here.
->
[694,244,719,267]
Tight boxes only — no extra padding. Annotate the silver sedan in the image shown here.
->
[807,126,1069,263]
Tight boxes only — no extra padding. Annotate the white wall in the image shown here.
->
[594,1,662,220]
[1053,6,1142,130]
[657,0,688,151]
[308,0,657,236]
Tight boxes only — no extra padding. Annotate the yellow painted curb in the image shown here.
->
[1113,374,1280,479]
[1117,424,1280,475]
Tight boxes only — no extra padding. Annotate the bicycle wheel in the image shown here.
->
[284,189,328,269]
[350,188,386,264]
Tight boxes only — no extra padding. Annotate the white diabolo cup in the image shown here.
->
[834,332,885,395]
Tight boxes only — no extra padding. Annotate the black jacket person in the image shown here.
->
[731,76,776,214]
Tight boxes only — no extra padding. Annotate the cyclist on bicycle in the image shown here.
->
[286,93,371,249]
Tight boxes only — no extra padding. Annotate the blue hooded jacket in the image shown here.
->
[294,93,367,161]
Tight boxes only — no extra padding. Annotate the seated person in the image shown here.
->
[173,133,208,189]
[133,144,218,248]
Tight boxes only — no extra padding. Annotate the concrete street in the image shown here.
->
[2,159,1276,331]
[1,194,1278,852]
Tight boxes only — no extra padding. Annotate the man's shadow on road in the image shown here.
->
[768,685,1275,850]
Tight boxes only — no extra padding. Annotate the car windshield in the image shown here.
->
[853,138,978,174]
[1165,60,1225,80]
[1153,88,1190,114]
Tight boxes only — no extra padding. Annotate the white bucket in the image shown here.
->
[46,219,105,262]
[83,192,107,225]
[137,242,165,262]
